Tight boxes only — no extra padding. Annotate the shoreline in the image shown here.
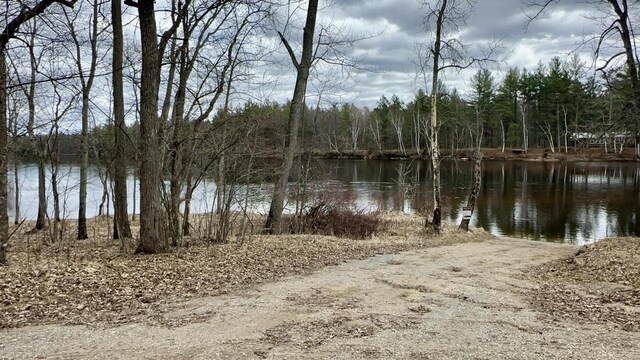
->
[1,232,638,359]
[311,147,640,162]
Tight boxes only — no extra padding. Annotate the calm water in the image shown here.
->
[8,160,640,244]
[314,159,640,244]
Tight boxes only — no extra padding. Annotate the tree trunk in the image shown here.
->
[265,0,318,234]
[36,153,47,229]
[556,104,560,154]
[168,60,188,246]
[112,0,132,239]
[500,119,505,152]
[136,0,165,254]
[539,122,555,153]
[132,168,137,221]
[428,0,447,233]
[216,155,225,214]
[183,170,193,237]
[27,28,47,231]
[97,169,109,216]
[51,124,60,226]
[74,0,100,240]
[574,103,578,152]
[0,0,78,264]
[521,103,528,152]
[609,0,640,156]
[13,161,19,224]
[563,106,569,153]
[77,91,89,239]
[460,149,482,231]
[0,51,8,264]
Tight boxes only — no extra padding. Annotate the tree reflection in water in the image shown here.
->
[318,159,640,244]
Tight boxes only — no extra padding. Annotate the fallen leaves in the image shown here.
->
[527,237,640,332]
[0,215,489,329]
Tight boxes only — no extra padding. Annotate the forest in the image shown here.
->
[14,56,638,158]
[0,0,639,265]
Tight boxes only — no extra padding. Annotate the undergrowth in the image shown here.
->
[294,203,386,239]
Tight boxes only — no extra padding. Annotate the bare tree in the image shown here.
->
[112,0,132,239]
[409,91,429,155]
[61,0,104,239]
[460,69,494,231]
[349,104,364,151]
[420,0,496,232]
[389,97,406,156]
[124,0,190,253]
[143,1,268,245]
[369,113,384,155]
[423,0,455,232]
[137,0,165,252]
[45,77,75,234]
[6,77,23,226]
[264,0,319,233]
[519,95,530,152]
[7,19,49,231]
[0,0,77,264]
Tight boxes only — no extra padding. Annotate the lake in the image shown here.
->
[8,159,640,245]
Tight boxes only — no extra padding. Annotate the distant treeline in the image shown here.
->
[12,56,638,164]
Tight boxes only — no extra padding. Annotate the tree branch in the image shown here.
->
[0,0,78,49]
[597,51,626,73]
[523,0,557,29]
[278,30,299,68]
[124,0,139,8]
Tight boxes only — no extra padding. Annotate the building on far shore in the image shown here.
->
[571,132,634,147]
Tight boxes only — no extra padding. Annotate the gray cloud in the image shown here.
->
[304,0,613,107]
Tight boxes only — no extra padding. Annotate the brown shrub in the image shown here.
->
[294,203,387,240]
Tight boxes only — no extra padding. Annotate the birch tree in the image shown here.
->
[422,0,463,232]
[420,0,497,232]
[349,104,364,151]
[389,95,406,156]
[460,69,494,230]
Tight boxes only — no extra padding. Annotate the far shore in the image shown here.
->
[312,146,640,162]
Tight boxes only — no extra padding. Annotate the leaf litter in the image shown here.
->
[0,214,491,329]
[527,237,640,331]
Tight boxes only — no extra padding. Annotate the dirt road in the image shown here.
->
[1,237,638,359]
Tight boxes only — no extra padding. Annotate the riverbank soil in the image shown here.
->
[1,217,639,359]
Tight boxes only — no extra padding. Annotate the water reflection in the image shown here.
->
[315,159,640,244]
[8,160,639,244]
[7,164,274,223]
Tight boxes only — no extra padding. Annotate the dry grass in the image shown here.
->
[0,213,489,329]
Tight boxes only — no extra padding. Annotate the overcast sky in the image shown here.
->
[283,0,614,108]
